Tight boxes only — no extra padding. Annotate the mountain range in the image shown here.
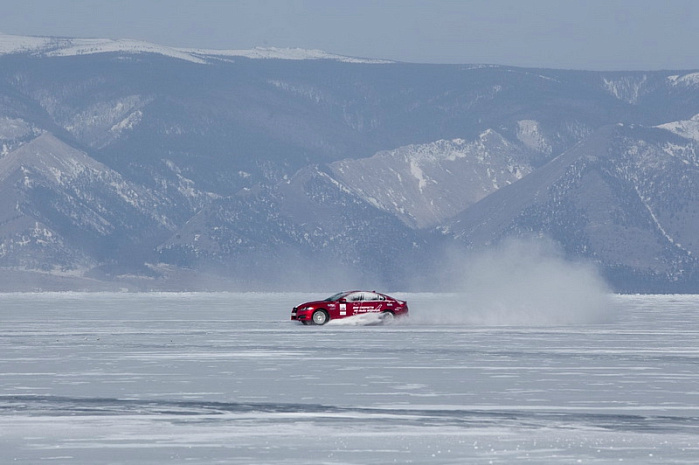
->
[1,33,698,292]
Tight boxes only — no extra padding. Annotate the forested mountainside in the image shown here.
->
[1,34,698,291]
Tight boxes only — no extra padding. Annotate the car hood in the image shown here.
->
[295,300,328,309]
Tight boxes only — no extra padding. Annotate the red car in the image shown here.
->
[291,291,409,325]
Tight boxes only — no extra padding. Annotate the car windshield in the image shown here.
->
[324,291,349,302]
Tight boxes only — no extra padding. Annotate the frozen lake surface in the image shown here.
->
[1,292,699,464]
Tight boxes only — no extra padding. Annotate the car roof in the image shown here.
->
[343,290,391,297]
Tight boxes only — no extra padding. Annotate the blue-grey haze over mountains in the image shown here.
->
[1,0,699,70]
[1,33,698,292]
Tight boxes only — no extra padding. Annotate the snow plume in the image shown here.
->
[412,237,615,326]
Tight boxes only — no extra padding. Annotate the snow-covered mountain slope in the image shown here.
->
[0,133,179,270]
[657,113,699,141]
[0,33,390,64]
[156,165,431,289]
[602,75,649,104]
[330,130,531,228]
[60,94,152,149]
[445,124,699,291]
[2,40,699,291]
[0,116,41,156]
[0,33,53,55]
[667,72,699,88]
[183,46,393,63]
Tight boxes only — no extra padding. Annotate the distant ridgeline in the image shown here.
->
[1,33,698,292]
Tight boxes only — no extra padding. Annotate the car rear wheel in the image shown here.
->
[312,309,329,325]
[381,311,395,324]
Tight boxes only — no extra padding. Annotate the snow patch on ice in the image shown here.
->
[326,313,386,326]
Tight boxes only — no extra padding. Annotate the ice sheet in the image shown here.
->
[1,293,699,463]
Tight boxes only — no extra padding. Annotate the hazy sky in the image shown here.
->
[1,0,698,70]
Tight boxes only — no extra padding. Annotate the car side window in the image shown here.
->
[365,292,385,301]
[348,293,363,302]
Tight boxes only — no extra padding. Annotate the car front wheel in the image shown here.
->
[312,309,329,325]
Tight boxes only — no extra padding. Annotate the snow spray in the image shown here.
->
[409,236,615,326]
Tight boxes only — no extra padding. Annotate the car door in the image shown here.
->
[362,292,385,313]
[344,292,364,316]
